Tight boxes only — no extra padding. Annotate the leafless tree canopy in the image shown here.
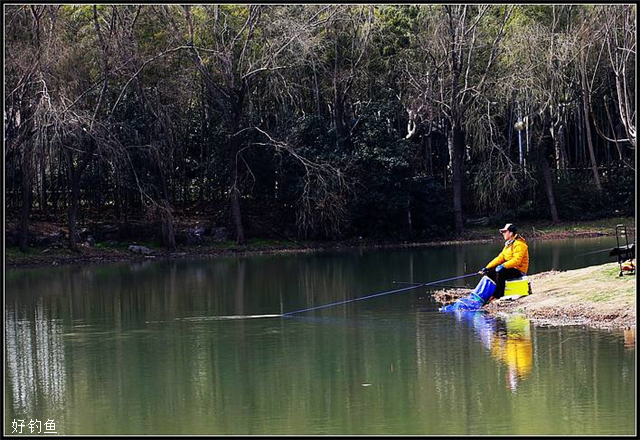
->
[5,5,635,249]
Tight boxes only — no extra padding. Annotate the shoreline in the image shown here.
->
[5,221,636,331]
[5,216,634,270]
[5,227,624,270]
[434,262,636,331]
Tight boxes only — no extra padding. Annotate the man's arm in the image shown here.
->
[486,253,506,269]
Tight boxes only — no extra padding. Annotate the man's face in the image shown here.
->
[502,230,514,240]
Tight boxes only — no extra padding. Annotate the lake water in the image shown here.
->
[5,236,636,435]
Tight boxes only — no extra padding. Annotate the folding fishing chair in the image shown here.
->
[609,224,635,276]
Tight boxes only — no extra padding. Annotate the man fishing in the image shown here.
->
[479,223,529,302]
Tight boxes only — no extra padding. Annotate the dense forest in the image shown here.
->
[5,4,636,252]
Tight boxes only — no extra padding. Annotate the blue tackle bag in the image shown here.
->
[439,276,496,312]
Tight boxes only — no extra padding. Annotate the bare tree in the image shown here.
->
[5,5,52,251]
[585,5,636,162]
[576,8,604,191]
[33,5,120,251]
[151,5,336,243]
[322,6,374,145]
[248,127,350,237]
[404,5,512,235]
[111,5,182,249]
[603,5,636,150]
[535,108,561,223]
[497,5,592,223]
[57,6,115,251]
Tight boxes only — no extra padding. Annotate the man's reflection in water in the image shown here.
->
[492,315,533,392]
[454,311,533,393]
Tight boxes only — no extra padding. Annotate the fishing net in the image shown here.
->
[439,276,496,312]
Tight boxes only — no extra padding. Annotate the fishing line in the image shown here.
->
[185,273,479,320]
[176,314,282,321]
[281,272,479,316]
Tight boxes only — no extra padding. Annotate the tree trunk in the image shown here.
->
[538,115,560,223]
[406,196,413,237]
[312,57,321,118]
[182,156,188,206]
[161,201,176,250]
[580,65,603,191]
[20,145,32,253]
[613,61,636,149]
[156,154,176,251]
[332,32,346,144]
[63,140,95,252]
[554,123,568,172]
[424,134,433,176]
[68,178,80,252]
[199,94,207,205]
[52,150,62,211]
[229,113,245,245]
[114,167,122,223]
[333,80,346,143]
[448,124,465,235]
[40,137,47,213]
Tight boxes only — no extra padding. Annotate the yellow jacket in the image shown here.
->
[487,234,529,274]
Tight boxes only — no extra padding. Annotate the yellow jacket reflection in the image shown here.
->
[491,315,533,382]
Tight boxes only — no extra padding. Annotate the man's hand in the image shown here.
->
[478,267,488,275]
[496,264,504,272]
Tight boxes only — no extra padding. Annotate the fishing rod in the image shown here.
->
[282,272,479,316]
[575,248,614,257]
[575,244,635,259]
[392,281,473,289]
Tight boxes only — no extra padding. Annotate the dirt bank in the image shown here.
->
[435,262,636,330]
[5,216,635,269]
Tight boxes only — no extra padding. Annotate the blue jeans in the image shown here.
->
[485,267,524,299]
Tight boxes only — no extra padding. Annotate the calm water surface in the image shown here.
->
[5,236,636,435]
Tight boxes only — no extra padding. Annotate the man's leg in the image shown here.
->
[484,268,499,300]
[493,268,524,298]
